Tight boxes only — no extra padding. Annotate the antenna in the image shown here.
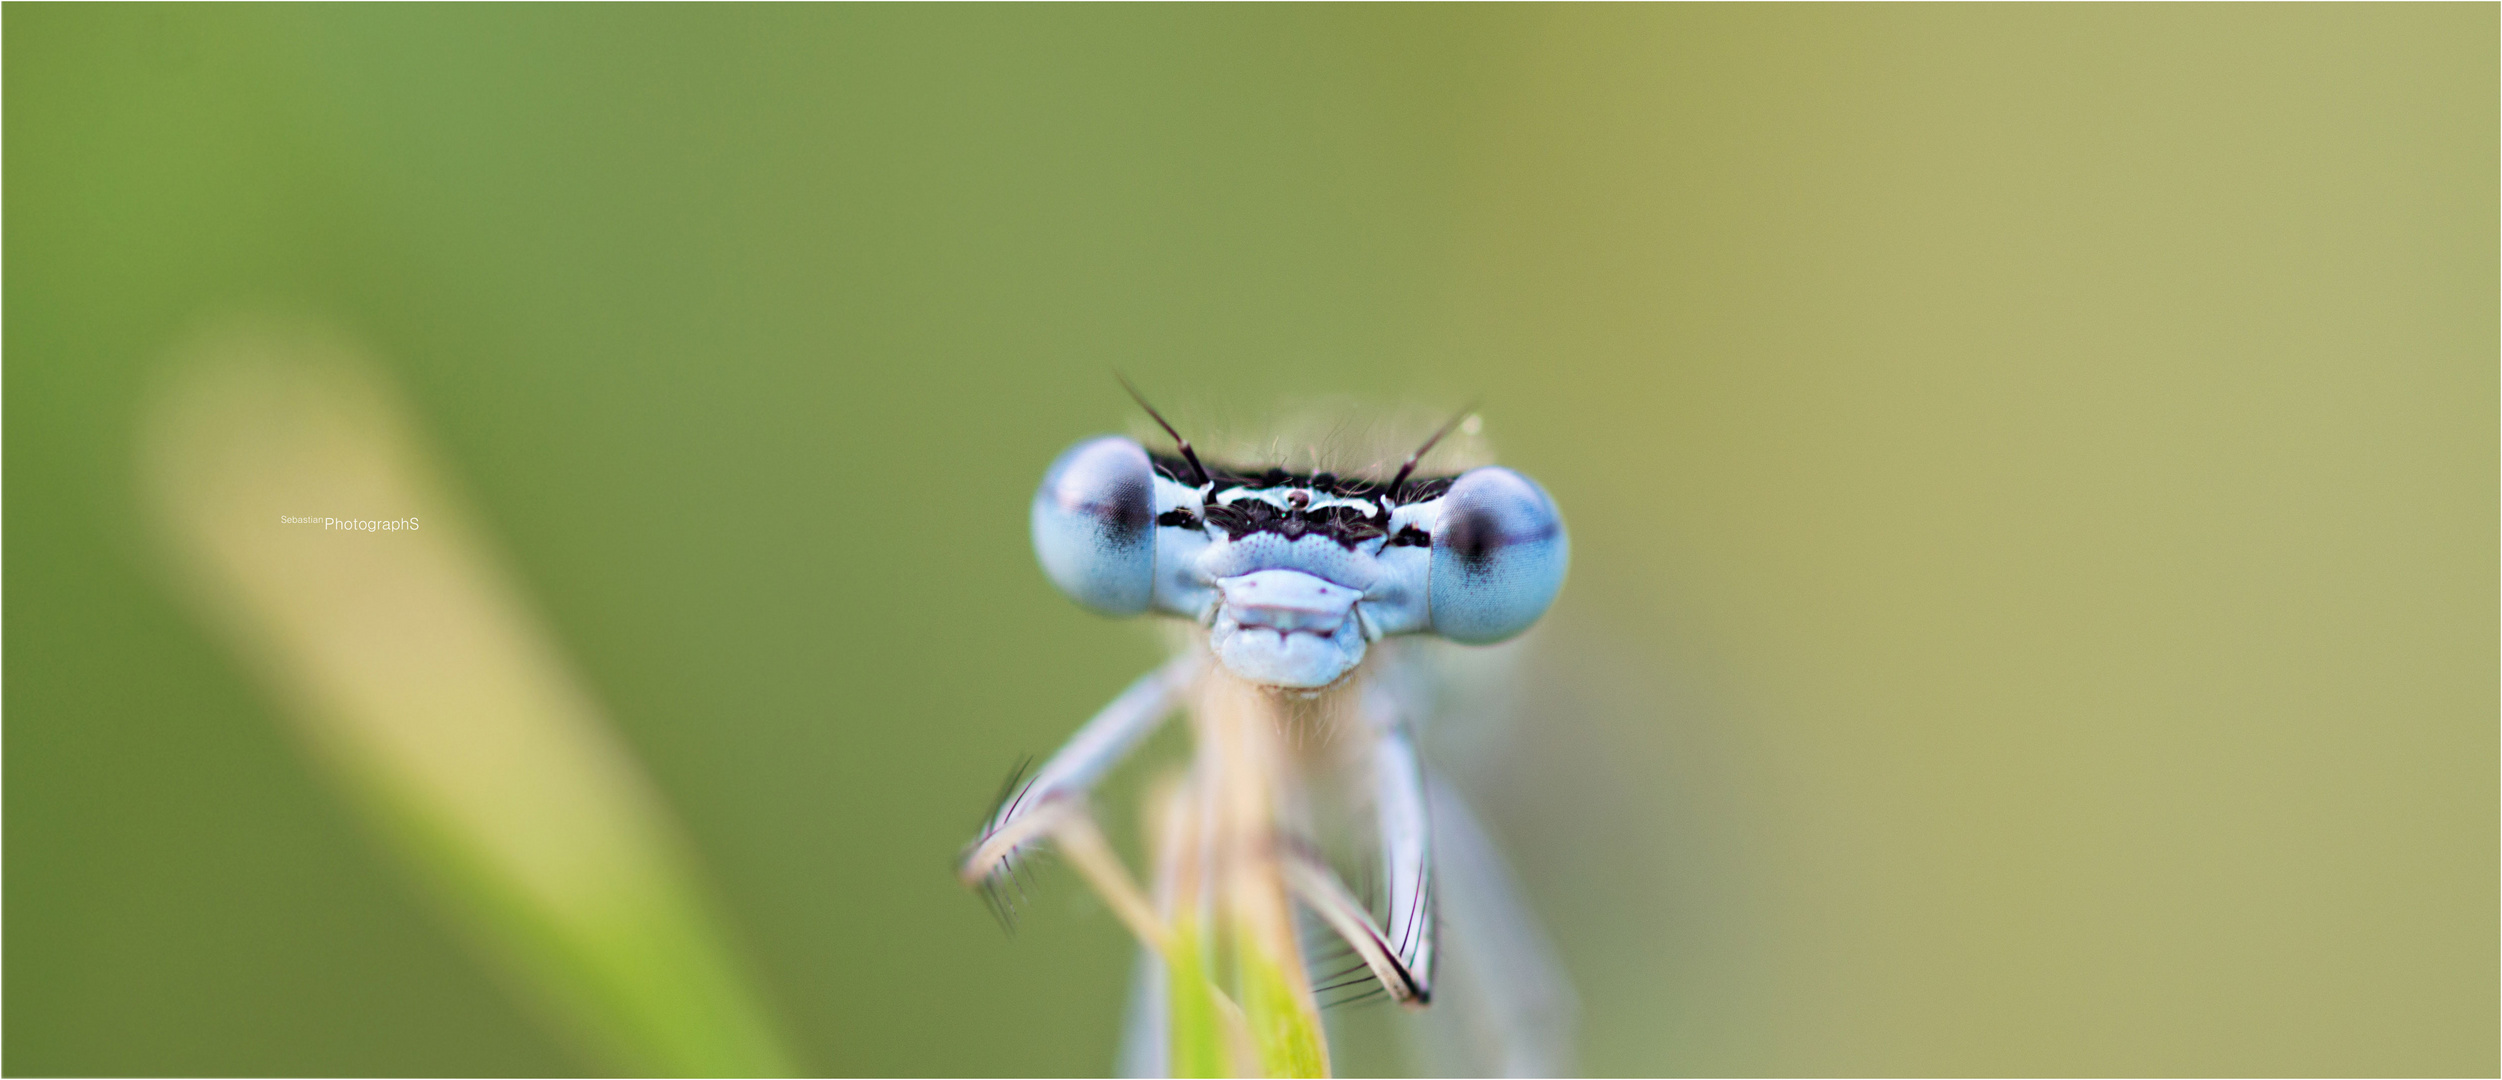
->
[1387,402,1476,502]
[1115,373,1209,488]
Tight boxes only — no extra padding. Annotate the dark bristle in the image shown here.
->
[1315,961,1370,985]
[1388,401,1477,502]
[979,875,1020,935]
[1314,975,1377,995]
[1307,940,1357,965]
[1002,768,1043,828]
[1116,374,1209,488]
[1009,852,1037,908]
[1394,861,1427,956]
[981,755,1034,831]
[1320,985,1391,1011]
[968,755,1041,936]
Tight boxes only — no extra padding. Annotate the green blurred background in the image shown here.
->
[7,5,2494,1075]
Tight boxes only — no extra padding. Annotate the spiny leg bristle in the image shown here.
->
[974,844,1057,935]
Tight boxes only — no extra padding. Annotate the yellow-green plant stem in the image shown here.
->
[1164,915,1236,1079]
[1194,670,1332,1078]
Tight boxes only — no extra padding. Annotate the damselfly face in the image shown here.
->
[1031,425,1568,688]
[970,400,1578,1076]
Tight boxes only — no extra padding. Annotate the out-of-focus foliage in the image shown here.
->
[140,318,792,1075]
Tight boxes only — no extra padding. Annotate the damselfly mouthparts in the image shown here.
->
[960,390,1575,1077]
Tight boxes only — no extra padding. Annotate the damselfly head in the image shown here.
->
[1032,398,1569,689]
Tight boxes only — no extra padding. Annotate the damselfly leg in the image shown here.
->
[958,654,1202,922]
[1282,681,1435,1010]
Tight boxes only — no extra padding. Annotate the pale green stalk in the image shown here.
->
[1195,671,1332,1078]
[1045,667,1336,1077]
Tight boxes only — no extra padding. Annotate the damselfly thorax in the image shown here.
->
[960,391,1574,1078]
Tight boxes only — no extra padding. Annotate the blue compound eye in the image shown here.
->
[1032,436,1158,615]
[1427,466,1569,644]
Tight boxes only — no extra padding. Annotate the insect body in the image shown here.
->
[961,398,1573,1077]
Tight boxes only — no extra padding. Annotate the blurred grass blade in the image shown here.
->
[137,315,796,1076]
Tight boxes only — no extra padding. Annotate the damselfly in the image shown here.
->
[960,388,1575,1077]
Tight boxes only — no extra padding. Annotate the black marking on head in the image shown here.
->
[1387,525,1432,548]
[1198,499,1391,549]
[1148,451,1456,549]
[1149,454,1457,503]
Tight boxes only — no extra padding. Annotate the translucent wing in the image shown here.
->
[1408,771,1577,1077]
[1351,638,1577,1076]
